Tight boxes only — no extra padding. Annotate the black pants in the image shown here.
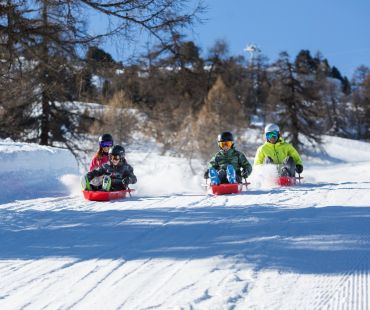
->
[264,156,296,177]
[217,169,243,184]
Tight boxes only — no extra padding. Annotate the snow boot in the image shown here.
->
[281,156,295,177]
[226,165,237,184]
[280,167,290,177]
[102,175,112,191]
[209,168,220,185]
[81,176,91,191]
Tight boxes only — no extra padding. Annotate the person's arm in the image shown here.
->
[288,145,303,166]
[239,152,252,177]
[288,144,304,173]
[254,146,265,165]
[86,165,105,181]
[89,156,99,171]
[208,153,220,170]
[123,165,137,185]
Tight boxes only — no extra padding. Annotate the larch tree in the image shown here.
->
[0,0,205,156]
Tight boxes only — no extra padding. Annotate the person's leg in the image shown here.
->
[111,178,126,191]
[81,176,91,190]
[226,165,237,184]
[236,175,242,184]
[281,156,295,177]
[218,169,228,184]
[84,176,103,191]
[102,175,112,191]
[264,156,274,164]
[209,167,221,185]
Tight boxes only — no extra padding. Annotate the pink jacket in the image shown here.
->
[89,154,110,171]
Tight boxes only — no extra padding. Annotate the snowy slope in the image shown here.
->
[0,139,79,203]
[0,136,370,309]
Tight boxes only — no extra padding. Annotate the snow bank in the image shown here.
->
[321,136,370,162]
[0,139,79,203]
[302,135,370,165]
[1,135,369,201]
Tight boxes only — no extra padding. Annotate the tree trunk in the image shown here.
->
[39,0,50,145]
[40,90,50,145]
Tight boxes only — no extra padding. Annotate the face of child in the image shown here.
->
[266,131,279,144]
[218,141,233,152]
[100,141,113,152]
[111,155,120,166]
[222,145,231,151]
[267,136,278,144]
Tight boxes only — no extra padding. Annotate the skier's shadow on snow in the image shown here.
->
[1,204,370,275]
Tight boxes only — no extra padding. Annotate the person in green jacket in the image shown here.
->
[204,131,252,185]
[254,123,303,177]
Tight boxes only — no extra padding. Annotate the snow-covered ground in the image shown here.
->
[0,136,370,309]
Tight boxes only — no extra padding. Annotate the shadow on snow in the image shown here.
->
[1,201,370,275]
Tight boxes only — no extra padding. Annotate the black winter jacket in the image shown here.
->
[86,159,137,190]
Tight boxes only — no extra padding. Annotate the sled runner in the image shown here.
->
[83,189,134,201]
[276,175,303,186]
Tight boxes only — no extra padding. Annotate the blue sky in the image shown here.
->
[186,0,370,78]
[98,0,370,78]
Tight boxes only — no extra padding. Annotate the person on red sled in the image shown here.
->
[83,145,137,191]
[254,123,303,177]
[89,133,114,171]
[204,131,252,185]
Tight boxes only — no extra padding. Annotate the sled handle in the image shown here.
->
[296,173,304,184]
[243,178,251,190]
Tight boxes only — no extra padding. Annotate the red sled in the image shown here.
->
[276,176,303,186]
[210,183,243,195]
[83,189,134,201]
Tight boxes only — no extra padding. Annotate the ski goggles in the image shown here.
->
[266,131,279,140]
[110,155,121,161]
[100,141,113,148]
[218,141,233,148]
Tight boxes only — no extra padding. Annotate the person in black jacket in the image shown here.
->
[82,145,137,191]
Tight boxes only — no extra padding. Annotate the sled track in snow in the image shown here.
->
[1,176,370,309]
[0,194,224,308]
[311,260,369,310]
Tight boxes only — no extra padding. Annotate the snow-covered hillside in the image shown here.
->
[0,136,369,309]
[0,139,79,203]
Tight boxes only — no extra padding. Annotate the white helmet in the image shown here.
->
[264,123,280,133]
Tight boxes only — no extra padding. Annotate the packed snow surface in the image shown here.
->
[0,136,370,309]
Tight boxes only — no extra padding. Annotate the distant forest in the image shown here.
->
[1,0,370,161]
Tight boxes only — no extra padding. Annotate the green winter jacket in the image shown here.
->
[208,147,252,177]
[254,137,303,166]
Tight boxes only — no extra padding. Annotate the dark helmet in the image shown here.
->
[217,131,234,142]
[99,133,113,146]
[109,145,125,158]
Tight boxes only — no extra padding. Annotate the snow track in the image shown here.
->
[1,172,370,309]
[1,134,370,309]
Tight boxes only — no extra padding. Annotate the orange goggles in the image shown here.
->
[218,141,233,148]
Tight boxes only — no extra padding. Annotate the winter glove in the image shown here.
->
[295,164,303,174]
[123,175,137,185]
[122,177,130,186]
[241,170,250,178]
[203,169,209,179]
